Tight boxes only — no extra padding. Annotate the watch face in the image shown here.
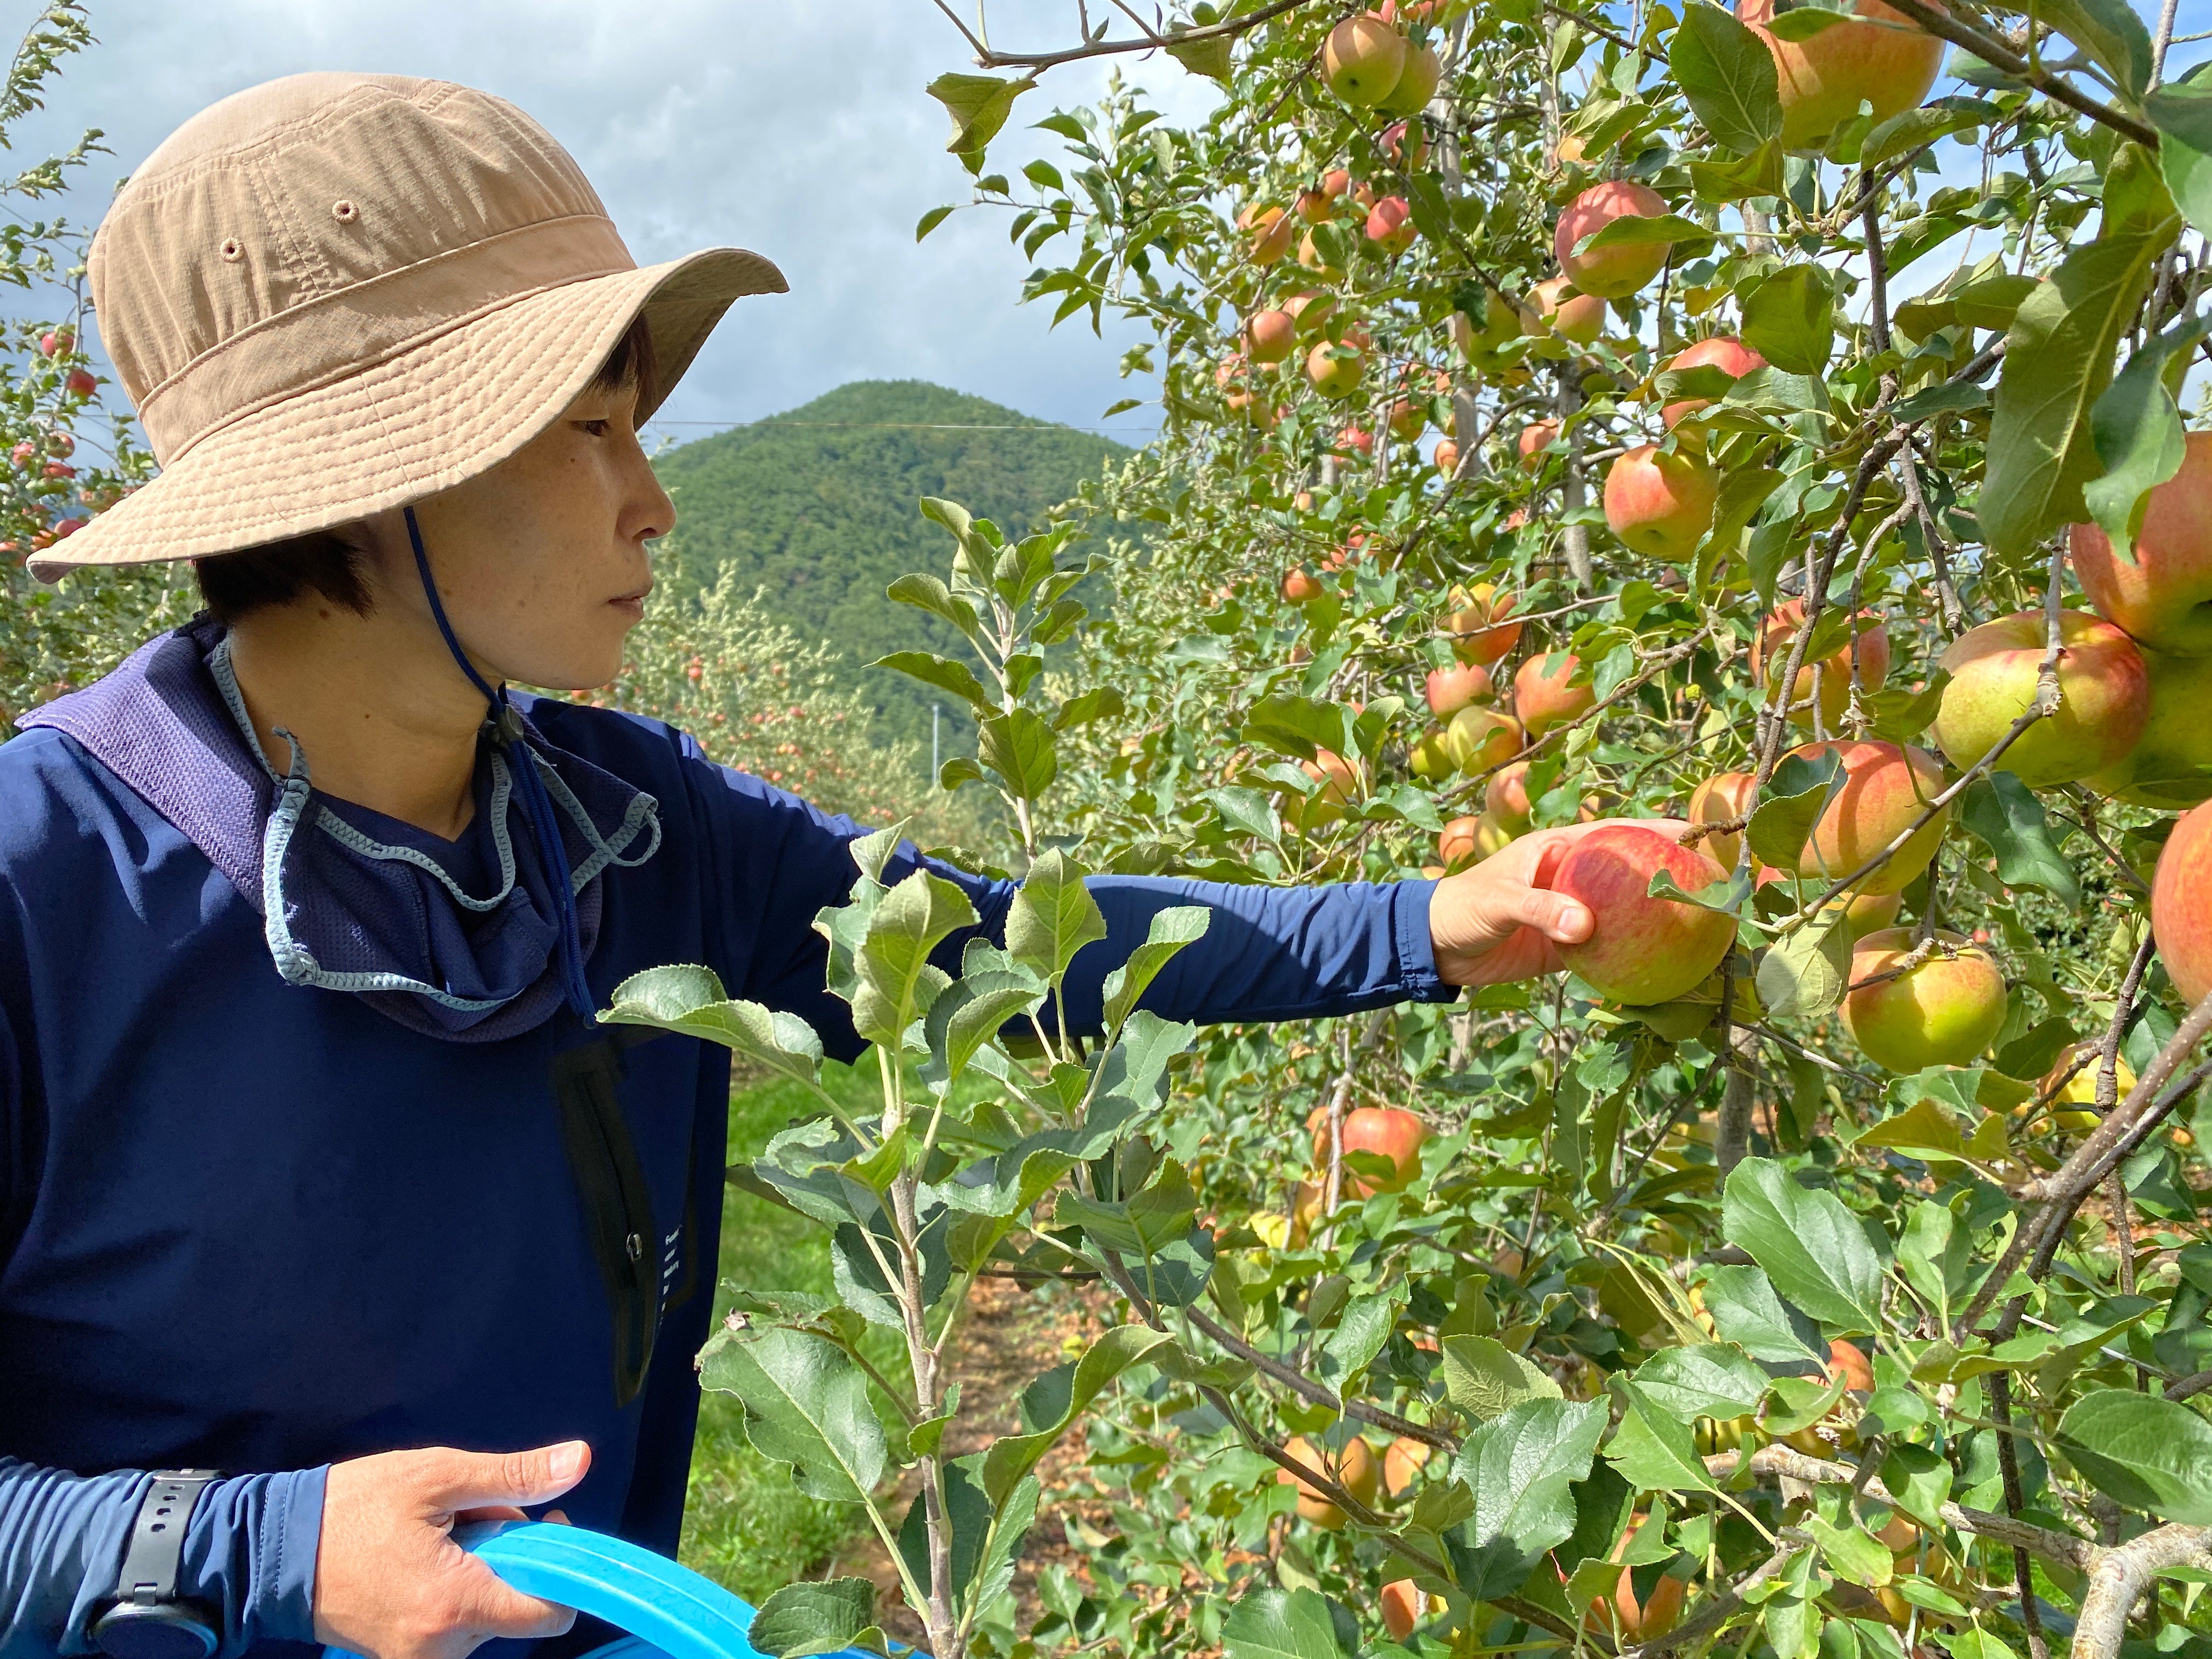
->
[94,1606,219,1659]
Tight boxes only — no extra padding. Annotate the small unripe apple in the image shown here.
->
[1750,599,1892,728]
[1426,660,1493,718]
[1322,14,1408,105]
[1660,336,1766,426]
[1550,823,1737,1004]
[1604,444,1717,562]
[1554,179,1671,298]
[1442,582,1521,663]
[1933,608,2149,787]
[1777,740,1948,896]
[1244,309,1296,363]
[2152,799,2212,1005]
[2085,645,2212,806]
[1515,651,1594,736]
[1843,927,2008,1073]
[1529,275,1605,345]
[1444,704,1522,773]
[1688,770,1756,871]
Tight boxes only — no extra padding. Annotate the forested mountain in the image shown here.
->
[650,381,1128,751]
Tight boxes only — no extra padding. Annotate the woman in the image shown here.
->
[0,72,1634,1659]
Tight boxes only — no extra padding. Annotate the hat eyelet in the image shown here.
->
[331,199,358,223]
[219,237,243,263]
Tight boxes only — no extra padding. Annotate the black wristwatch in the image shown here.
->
[92,1470,222,1659]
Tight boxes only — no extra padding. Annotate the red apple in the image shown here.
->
[1843,927,2008,1073]
[1444,704,1522,773]
[1661,336,1767,426]
[1426,660,1494,718]
[1433,437,1461,476]
[1337,425,1376,458]
[1290,750,1360,831]
[1688,770,1757,871]
[2086,646,2212,806]
[1388,398,1426,441]
[1515,651,1595,736]
[1381,1436,1432,1496]
[1278,1433,1380,1527]
[1530,275,1605,345]
[1245,309,1297,363]
[1737,0,1948,151]
[63,368,95,399]
[38,328,71,357]
[2152,800,2212,1006]
[1443,583,1522,664]
[1518,419,1561,467]
[1604,444,1717,562]
[1486,760,1534,832]
[1379,119,1430,168]
[1750,599,1893,728]
[1323,14,1408,105]
[1311,1104,1429,1194]
[1367,195,1417,255]
[1779,740,1949,895]
[1554,179,1672,298]
[2069,429,2212,658]
[1439,814,1482,866]
[1933,608,2150,787]
[1550,823,1737,1003]
[1282,568,1324,604]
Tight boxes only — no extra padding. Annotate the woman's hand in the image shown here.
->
[1427,819,1691,988]
[312,1440,589,1659]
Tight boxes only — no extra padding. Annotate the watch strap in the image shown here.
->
[114,1471,219,1606]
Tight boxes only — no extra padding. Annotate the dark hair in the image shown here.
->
[192,314,661,624]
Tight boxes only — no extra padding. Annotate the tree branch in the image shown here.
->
[941,0,1327,71]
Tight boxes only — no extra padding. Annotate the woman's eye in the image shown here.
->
[578,418,612,438]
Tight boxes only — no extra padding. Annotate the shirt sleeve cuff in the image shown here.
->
[1393,879,1455,1005]
[179,1464,328,1650]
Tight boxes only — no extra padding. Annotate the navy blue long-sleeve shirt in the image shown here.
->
[0,667,1448,1658]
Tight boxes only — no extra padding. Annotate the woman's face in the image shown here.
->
[360,374,674,692]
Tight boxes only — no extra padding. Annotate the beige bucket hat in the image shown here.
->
[29,71,785,580]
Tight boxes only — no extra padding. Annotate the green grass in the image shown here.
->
[679,1058,884,1600]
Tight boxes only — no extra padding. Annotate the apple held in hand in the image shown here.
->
[2086,646,2212,807]
[1661,336,1765,426]
[1688,770,1756,870]
[1426,660,1493,718]
[1737,0,1948,153]
[1515,651,1595,736]
[2153,800,2212,1006]
[1310,1104,1429,1194]
[1604,443,1717,562]
[1843,927,2008,1073]
[1933,608,2149,787]
[1777,740,1949,895]
[1549,823,1737,1004]
[1443,582,1522,663]
[1322,13,1407,105]
[1750,599,1892,728]
[1554,179,1672,298]
[1278,1432,1380,1528]
[2070,430,2212,658]
[1445,704,1522,774]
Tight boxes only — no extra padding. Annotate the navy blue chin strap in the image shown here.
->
[405,504,598,1023]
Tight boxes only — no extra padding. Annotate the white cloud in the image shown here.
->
[14,1,1229,444]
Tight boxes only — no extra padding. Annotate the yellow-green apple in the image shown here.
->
[1834,888,1903,939]
[1843,927,2008,1073]
[1549,823,1737,1003]
[1515,651,1595,736]
[1311,1104,1429,1194]
[1322,14,1407,105]
[1290,750,1359,831]
[1410,729,1455,782]
[1604,443,1717,562]
[1444,583,1523,663]
[1452,291,1525,370]
[1296,184,1338,224]
[1737,0,1948,151]
[1779,740,1948,894]
[1278,1432,1380,1528]
[1689,770,1757,870]
[1245,308,1297,364]
[1750,599,1892,727]
[1380,41,1442,114]
[2152,799,2212,1005]
[1433,437,1460,476]
[1487,759,1534,832]
[1661,336,1767,426]
[1439,814,1481,866]
[1445,704,1522,772]
[1518,419,1561,467]
[1530,275,1606,345]
[1554,179,1672,297]
[1381,1436,1432,1496]
[1932,608,2149,787]
[1367,195,1417,255]
[2069,429,2212,658]
[1426,660,1494,718]
[2086,646,2212,806]
[1282,567,1324,604]
[1307,340,1366,398]
[1471,811,1516,860]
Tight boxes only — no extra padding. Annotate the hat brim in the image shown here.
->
[29,245,785,579]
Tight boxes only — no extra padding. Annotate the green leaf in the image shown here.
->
[894,1455,1001,1614]
[1669,3,1783,153]
[2083,312,2212,558]
[2151,83,2212,233]
[1101,905,1211,1031]
[1983,160,2180,557]
[1221,1588,1361,1659]
[1631,1342,1772,1420]
[1007,849,1107,985]
[1959,772,2080,905]
[1765,5,1853,39]
[1722,1158,1885,1331]
[1318,1285,1409,1393]
[748,1580,883,1659]
[1606,1380,1718,1492]
[1742,265,1835,375]
[1242,692,1359,764]
[983,1325,1178,1503]
[2038,0,2154,98]
[851,871,975,1045]
[1573,212,1710,253]
[1700,1263,1824,1363]
[926,71,1037,164]
[1810,1511,1894,1588]
[887,572,981,638]
[923,962,1048,1088]
[1054,686,1126,731]
[978,707,1059,801]
[1861,97,2000,170]
[2057,1390,2212,1522]
[698,1325,888,1503]
[915,205,955,242]
[601,965,825,1088]
[1440,1334,1564,1420]
[871,650,997,715]
[1443,1400,1610,1600]
[1757,909,1854,1022]
[1747,745,1846,870]
[1880,1443,1955,1530]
